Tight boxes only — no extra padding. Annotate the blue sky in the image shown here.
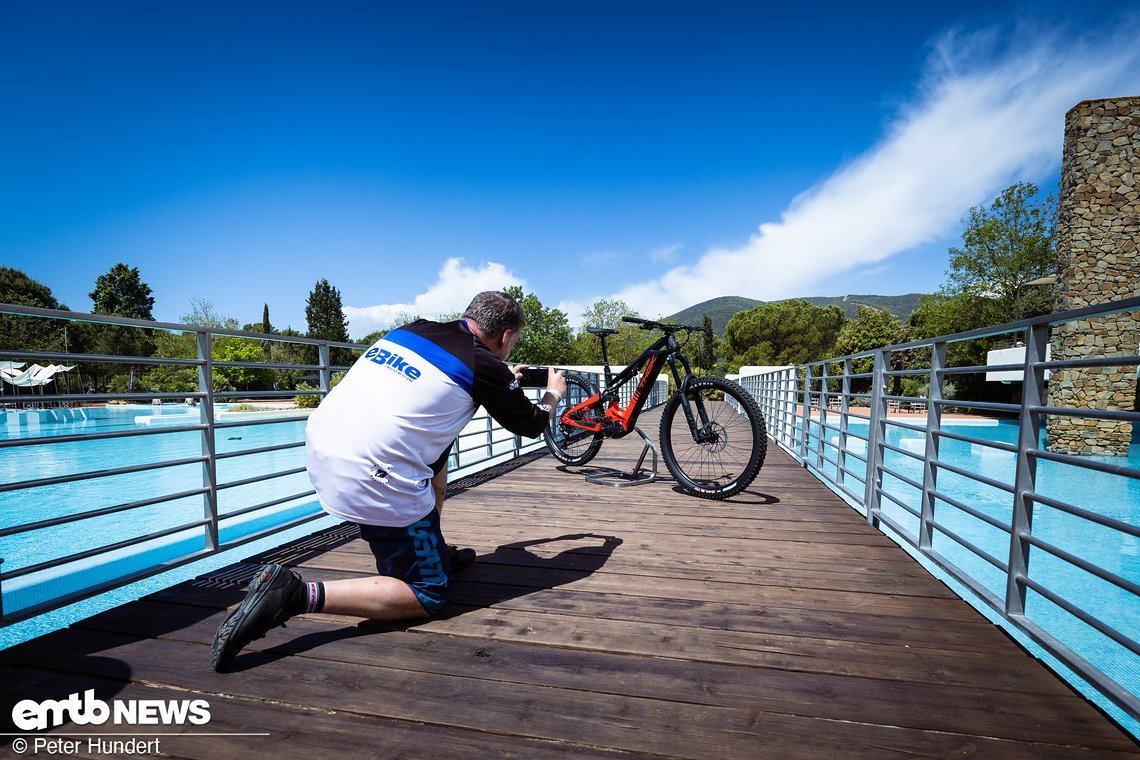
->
[2,1,1138,338]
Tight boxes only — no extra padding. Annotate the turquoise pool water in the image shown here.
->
[807,415,1139,735]
[0,404,337,648]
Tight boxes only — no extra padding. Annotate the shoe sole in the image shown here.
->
[210,564,288,672]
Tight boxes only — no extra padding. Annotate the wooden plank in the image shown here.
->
[3,629,1134,758]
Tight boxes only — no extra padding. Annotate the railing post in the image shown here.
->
[197,330,219,551]
[919,342,946,550]
[836,358,852,487]
[816,363,829,471]
[318,344,332,399]
[799,365,812,464]
[1006,322,1049,616]
[863,349,887,527]
[782,368,794,450]
[0,557,6,622]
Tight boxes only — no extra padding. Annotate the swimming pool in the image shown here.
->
[0,404,332,647]
[805,415,1139,735]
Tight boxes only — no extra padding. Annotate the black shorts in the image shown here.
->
[358,509,450,614]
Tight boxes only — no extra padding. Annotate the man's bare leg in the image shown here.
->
[321,575,429,620]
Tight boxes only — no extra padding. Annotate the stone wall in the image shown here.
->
[1046,96,1139,456]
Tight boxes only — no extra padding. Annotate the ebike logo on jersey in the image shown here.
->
[365,346,422,381]
[12,690,211,730]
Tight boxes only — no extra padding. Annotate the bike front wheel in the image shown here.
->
[543,373,604,466]
[659,376,766,499]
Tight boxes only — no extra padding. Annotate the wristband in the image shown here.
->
[543,388,563,403]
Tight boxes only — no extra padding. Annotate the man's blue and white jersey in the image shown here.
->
[305,319,548,527]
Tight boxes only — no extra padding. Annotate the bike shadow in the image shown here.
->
[665,484,781,505]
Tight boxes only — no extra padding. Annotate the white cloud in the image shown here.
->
[607,20,1140,319]
[650,242,683,265]
[344,258,524,336]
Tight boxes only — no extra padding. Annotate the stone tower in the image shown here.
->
[1046,96,1139,456]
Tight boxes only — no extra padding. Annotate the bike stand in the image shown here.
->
[585,426,658,488]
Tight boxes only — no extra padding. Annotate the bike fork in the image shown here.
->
[670,359,711,442]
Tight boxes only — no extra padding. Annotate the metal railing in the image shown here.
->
[0,304,666,631]
[737,294,1140,723]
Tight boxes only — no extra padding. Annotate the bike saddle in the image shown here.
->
[588,327,618,336]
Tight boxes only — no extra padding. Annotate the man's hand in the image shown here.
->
[546,367,567,399]
[510,364,528,381]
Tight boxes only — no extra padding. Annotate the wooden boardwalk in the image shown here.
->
[2,408,1137,758]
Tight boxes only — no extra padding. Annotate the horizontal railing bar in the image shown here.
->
[0,349,201,367]
[210,359,340,371]
[934,398,1021,414]
[7,392,205,404]
[923,546,1008,611]
[929,457,1015,494]
[879,440,925,464]
[0,423,207,449]
[1030,447,1140,481]
[1019,576,1140,658]
[928,519,1009,573]
[933,428,1019,454]
[929,488,1012,533]
[0,302,368,348]
[936,363,1022,376]
[219,490,318,520]
[872,509,920,547]
[215,441,305,460]
[1039,355,1140,371]
[216,466,308,492]
[880,464,924,492]
[1025,490,1140,539]
[214,390,322,399]
[1024,533,1140,597]
[1007,613,1140,719]
[0,455,207,494]
[0,517,212,581]
[1029,405,1140,423]
[882,418,927,434]
[214,415,311,430]
[0,487,210,538]
[876,486,922,518]
[883,368,942,377]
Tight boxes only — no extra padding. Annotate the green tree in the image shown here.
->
[261,304,272,335]
[305,279,350,342]
[568,298,654,366]
[90,263,155,320]
[945,182,1057,322]
[723,300,846,370]
[834,306,906,359]
[693,313,721,374]
[147,300,273,393]
[834,306,907,394]
[305,279,352,368]
[503,286,572,365]
[0,266,68,351]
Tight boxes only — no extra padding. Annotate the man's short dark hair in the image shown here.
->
[462,291,525,336]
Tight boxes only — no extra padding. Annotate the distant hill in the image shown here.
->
[666,293,927,334]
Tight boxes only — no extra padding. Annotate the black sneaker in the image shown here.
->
[210,564,301,672]
[448,545,476,573]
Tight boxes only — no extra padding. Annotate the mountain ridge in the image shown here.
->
[665,293,927,334]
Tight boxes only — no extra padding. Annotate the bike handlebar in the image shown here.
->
[621,315,706,333]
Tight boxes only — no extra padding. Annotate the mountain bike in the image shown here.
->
[543,317,767,500]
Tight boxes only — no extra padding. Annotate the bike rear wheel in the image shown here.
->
[659,376,766,499]
[543,373,604,466]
